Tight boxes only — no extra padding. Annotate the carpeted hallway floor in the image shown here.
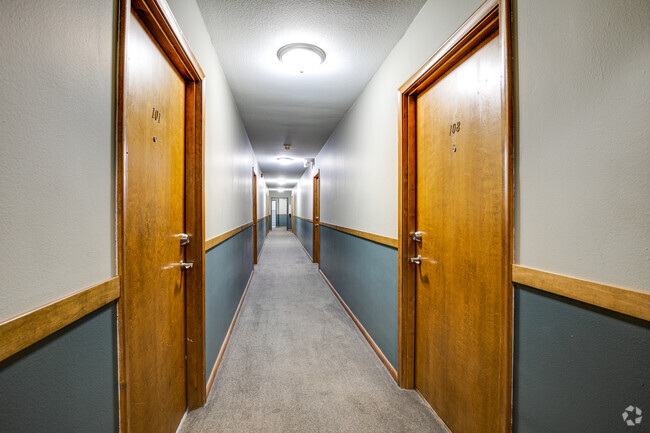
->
[180,229,446,433]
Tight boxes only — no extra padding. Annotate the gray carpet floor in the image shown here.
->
[181,229,445,432]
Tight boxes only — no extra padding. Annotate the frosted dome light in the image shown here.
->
[277,43,326,73]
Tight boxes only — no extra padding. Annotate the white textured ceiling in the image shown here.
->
[196,0,427,188]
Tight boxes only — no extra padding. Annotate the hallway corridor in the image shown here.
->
[180,230,444,432]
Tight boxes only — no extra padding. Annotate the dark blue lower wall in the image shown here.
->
[205,226,253,378]
[294,217,313,257]
[319,226,398,368]
[0,303,118,433]
[299,220,649,429]
[514,284,650,433]
[257,217,267,258]
[277,214,288,227]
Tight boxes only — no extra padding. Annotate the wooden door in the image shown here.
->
[312,171,320,264]
[413,31,509,433]
[123,11,187,433]
[252,171,257,264]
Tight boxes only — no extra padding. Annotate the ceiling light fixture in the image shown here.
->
[277,43,326,74]
[277,157,294,165]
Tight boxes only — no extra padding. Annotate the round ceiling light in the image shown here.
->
[277,43,326,73]
[276,157,294,165]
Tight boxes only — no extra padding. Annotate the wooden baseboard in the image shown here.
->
[513,265,650,322]
[292,233,313,262]
[318,269,398,382]
[205,269,254,396]
[0,277,120,362]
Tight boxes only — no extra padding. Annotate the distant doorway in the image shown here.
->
[278,197,288,228]
[271,199,277,229]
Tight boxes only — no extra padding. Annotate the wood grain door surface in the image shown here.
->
[252,172,257,264]
[124,11,187,433]
[312,173,320,264]
[414,32,508,433]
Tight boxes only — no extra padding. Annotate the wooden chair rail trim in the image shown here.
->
[0,277,120,362]
[513,265,650,322]
[320,222,399,249]
[206,270,254,396]
[205,222,254,251]
[294,215,313,223]
[318,269,398,382]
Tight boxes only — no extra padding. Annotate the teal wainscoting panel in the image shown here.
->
[257,218,267,258]
[0,303,118,433]
[294,218,313,257]
[278,214,288,227]
[205,226,253,378]
[319,226,398,368]
[514,284,650,433]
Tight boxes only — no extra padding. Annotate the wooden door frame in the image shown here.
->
[252,168,258,264]
[312,170,320,265]
[397,0,513,425]
[116,0,206,430]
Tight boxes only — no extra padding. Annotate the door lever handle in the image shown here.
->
[180,260,193,270]
[409,255,421,265]
[314,224,319,227]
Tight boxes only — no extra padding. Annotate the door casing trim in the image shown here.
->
[116,0,206,431]
[397,0,513,430]
[312,170,321,265]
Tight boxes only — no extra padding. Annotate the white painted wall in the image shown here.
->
[313,0,649,291]
[0,0,116,322]
[257,176,268,220]
[313,0,483,238]
[293,166,318,220]
[0,0,264,322]
[167,0,261,239]
[515,0,649,291]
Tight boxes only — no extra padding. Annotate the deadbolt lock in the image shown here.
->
[412,231,423,243]
[179,233,190,246]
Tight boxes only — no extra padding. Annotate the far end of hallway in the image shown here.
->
[181,230,444,432]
